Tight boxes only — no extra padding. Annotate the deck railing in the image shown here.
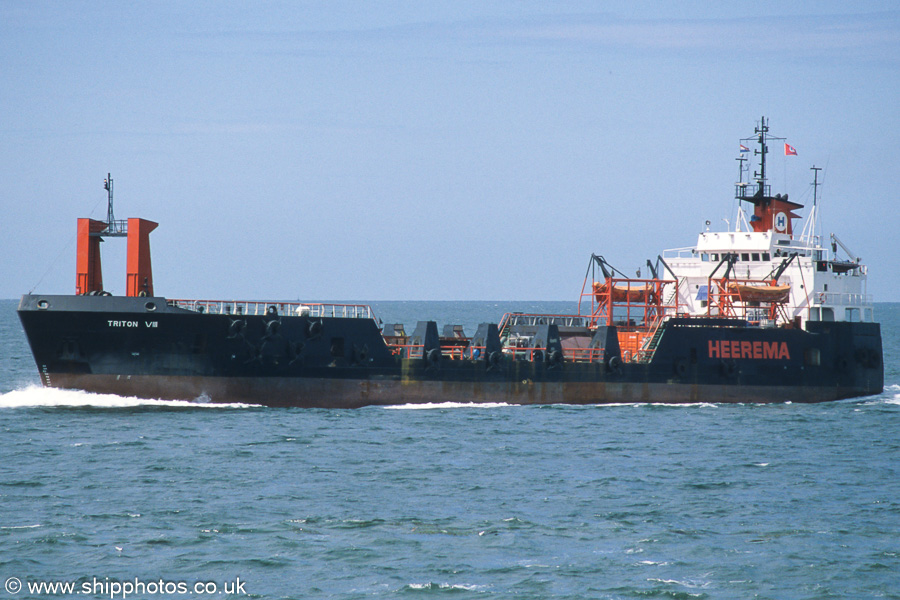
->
[817,292,873,307]
[167,299,376,319]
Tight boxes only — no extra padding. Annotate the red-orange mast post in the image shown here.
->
[75,218,107,294]
[126,218,158,297]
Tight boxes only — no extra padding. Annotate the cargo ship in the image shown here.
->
[18,118,883,406]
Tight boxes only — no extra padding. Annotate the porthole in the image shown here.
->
[37,299,49,310]
[145,301,157,312]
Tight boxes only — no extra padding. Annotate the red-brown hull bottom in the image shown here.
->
[45,373,865,408]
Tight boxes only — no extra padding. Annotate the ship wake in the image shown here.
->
[0,386,258,409]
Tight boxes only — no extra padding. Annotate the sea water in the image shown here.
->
[1,299,898,599]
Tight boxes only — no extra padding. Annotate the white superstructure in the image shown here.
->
[660,118,872,328]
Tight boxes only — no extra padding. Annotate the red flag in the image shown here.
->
[784,143,797,156]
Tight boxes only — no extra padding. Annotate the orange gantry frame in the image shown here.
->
[75,217,158,296]
[707,277,790,324]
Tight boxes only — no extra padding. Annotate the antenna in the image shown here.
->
[808,165,822,244]
[102,173,126,236]
[736,154,747,184]
[754,116,769,195]
[104,173,114,225]
[799,165,824,244]
[735,154,748,231]
[811,165,822,207]
[738,116,785,200]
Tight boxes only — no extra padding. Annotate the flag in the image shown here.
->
[784,143,797,156]
[739,144,749,153]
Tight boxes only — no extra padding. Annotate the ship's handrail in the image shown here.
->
[167,299,376,319]
[661,246,697,259]
[817,292,874,307]
[102,219,129,236]
[735,183,770,199]
[664,236,870,269]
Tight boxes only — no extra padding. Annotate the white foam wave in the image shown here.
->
[640,402,720,408]
[0,386,257,409]
[884,394,900,406]
[404,583,486,591]
[647,577,710,589]
[885,384,900,404]
[858,385,900,406]
[554,401,721,409]
[385,401,512,410]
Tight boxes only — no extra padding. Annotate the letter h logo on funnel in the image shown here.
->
[774,212,787,233]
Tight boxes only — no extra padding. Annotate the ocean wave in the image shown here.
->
[0,386,257,409]
[647,577,711,591]
[399,582,487,592]
[385,401,512,410]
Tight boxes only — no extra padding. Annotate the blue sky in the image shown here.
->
[2,1,898,301]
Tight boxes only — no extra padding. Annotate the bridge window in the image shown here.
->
[741,253,750,261]
[845,308,860,322]
[752,253,760,261]
[762,252,770,261]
